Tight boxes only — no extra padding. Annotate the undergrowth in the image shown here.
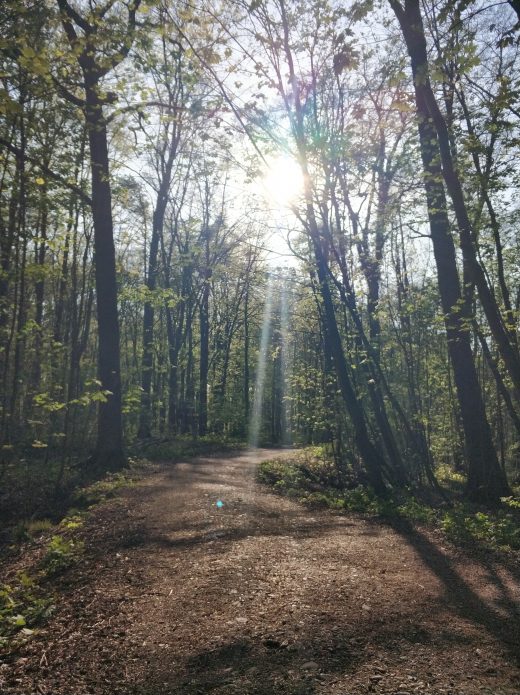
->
[1,438,245,651]
[72,464,142,507]
[0,573,55,650]
[257,449,520,552]
[136,434,246,463]
[0,464,143,651]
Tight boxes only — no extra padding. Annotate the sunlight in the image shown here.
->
[261,156,304,208]
[249,273,274,448]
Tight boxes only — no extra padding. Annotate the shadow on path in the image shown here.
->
[388,518,520,665]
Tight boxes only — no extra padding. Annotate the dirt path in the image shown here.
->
[2,449,520,695]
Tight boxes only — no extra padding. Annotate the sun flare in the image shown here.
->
[261,156,303,207]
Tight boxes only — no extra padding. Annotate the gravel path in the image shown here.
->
[2,448,520,694]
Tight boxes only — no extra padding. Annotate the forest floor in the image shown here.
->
[1,448,520,695]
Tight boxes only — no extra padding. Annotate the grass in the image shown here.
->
[257,448,520,553]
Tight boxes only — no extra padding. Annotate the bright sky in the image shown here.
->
[255,155,304,268]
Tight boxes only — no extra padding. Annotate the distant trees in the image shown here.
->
[0,0,265,475]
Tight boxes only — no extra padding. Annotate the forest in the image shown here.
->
[2,0,520,508]
[1,0,520,693]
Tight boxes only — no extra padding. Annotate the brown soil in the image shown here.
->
[1,448,520,695]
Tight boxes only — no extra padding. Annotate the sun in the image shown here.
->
[261,156,303,208]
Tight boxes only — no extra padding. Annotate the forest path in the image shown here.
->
[4,448,520,695]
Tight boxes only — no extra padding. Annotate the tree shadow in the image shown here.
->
[92,505,355,555]
[124,585,512,695]
[386,517,520,664]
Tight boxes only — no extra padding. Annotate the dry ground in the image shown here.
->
[1,448,520,695]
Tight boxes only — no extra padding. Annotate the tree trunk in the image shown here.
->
[399,2,520,404]
[137,185,169,438]
[198,276,210,436]
[244,284,250,430]
[389,0,510,503]
[85,78,124,470]
[313,243,387,494]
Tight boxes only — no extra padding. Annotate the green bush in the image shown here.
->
[343,485,380,513]
[258,458,305,490]
[59,513,84,531]
[397,497,435,523]
[0,573,54,648]
[440,505,520,550]
[41,535,84,577]
[303,491,343,509]
[258,450,520,553]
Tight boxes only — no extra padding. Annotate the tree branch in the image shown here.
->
[56,0,91,34]
[0,136,92,205]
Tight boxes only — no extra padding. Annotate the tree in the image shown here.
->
[389,0,511,503]
[55,0,141,469]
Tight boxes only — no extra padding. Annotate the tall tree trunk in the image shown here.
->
[138,183,169,439]
[243,284,250,430]
[456,86,517,347]
[394,0,520,405]
[198,275,210,436]
[313,243,387,494]
[0,143,22,442]
[389,0,510,503]
[56,0,140,468]
[277,0,388,492]
[85,78,124,470]
[32,191,48,392]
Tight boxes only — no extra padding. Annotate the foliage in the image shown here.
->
[436,464,466,492]
[440,506,520,550]
[40,535,84,577]
[138,436,247,463]
[59,513,84,531]
[258,448,349,509]
[0,573,55,649]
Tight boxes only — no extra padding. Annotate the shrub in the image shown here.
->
[41,535,84,576]
[440,505,520,550]
[0,573,54,648]
[397,497,435,523]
